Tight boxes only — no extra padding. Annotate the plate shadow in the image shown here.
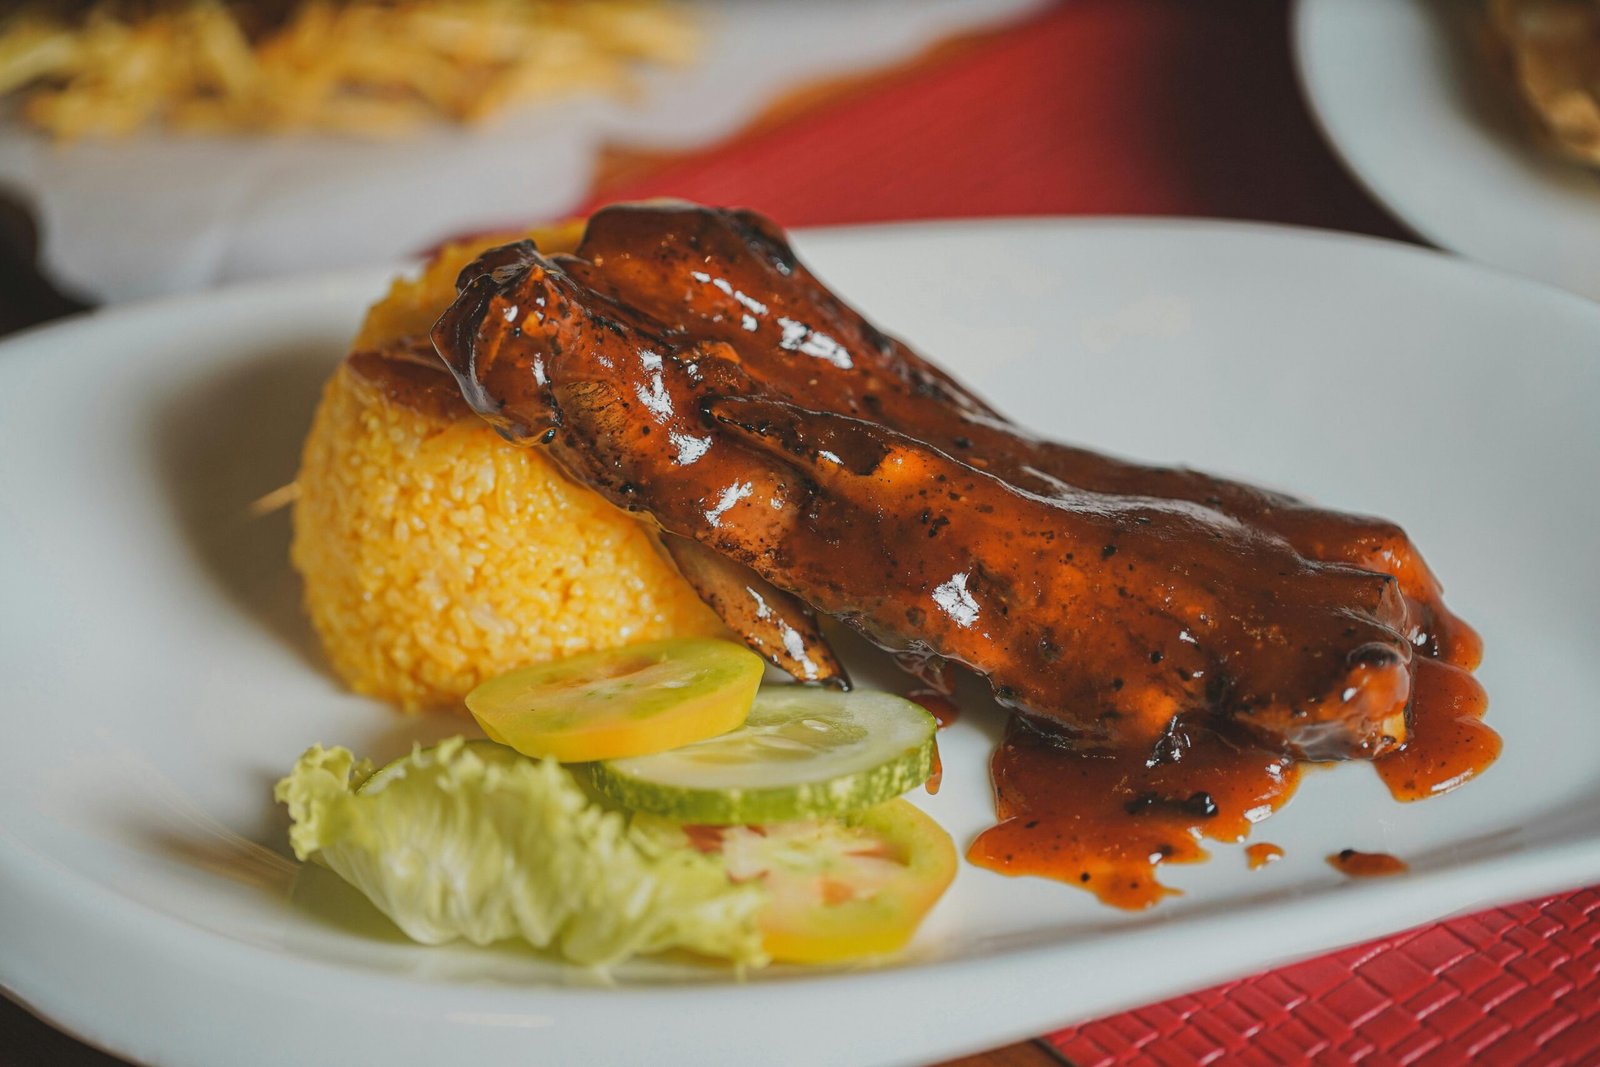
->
[150,341,338,678]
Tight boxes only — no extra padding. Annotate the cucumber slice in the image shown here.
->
[591,688,937,824]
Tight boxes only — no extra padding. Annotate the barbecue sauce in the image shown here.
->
[347,343,473,422]
[1375,657,1499,801]
[1245,843,1284,870]
[420,202,1500,912]
[968,647,1499,906]
[968,717,1301,909]
[906,689,961,729]
[1328,849,1408,878]
[434,203,1471,762]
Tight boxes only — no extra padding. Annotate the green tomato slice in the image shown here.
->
[465,637,764,763]
[751,800,957,963]
[591,687,937,823]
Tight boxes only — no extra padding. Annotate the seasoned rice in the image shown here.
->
[291,224,724,711]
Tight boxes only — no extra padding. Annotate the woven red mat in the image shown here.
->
[1048,889,1600,1066]
[575,1,1600,1062]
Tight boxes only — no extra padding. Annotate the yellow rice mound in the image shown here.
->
[291,223,725,711]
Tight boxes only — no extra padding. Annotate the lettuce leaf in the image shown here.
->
[274,737,767,967]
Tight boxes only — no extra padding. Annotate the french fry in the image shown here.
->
[1489,0,1600,165]
[0,0,697,141]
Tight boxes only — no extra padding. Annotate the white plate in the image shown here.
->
[1294,0,1600,299]
[2,220,1598,1067]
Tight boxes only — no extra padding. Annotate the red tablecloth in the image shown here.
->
[580,2,1599,1062]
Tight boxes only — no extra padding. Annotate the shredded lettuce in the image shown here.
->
[274,737,767,967]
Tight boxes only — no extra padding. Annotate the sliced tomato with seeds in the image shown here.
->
[659,798,956,963]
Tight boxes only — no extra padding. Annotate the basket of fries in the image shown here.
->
[0,0,697,140]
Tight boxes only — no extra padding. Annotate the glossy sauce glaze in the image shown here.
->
[905,689,961,729]
[1245,842,1284,870]
[433,203,1474,757]
[1328,849,1409,878]
[423,203,1498,909]
[1375,657,1499,802]
[968,717,1300,908]
[347,342,472,422]
[968,651,1494,905]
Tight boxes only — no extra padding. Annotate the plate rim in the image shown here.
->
[6,209,1600,354]
[1291,0,1600,297]
[1290,0,1449,252]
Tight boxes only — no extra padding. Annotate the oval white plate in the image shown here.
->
[2,220,1599,1067]
[1295,0,1600,299]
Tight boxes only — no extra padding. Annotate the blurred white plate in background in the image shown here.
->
[1295,0,1600,299]
[0,0,1039,304]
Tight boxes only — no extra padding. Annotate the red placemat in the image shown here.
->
[1048,889,1600,1066]
[572,1,1600,1063]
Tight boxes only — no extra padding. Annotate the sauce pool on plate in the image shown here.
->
[965,648,1498,907]
[967,717,1301,909]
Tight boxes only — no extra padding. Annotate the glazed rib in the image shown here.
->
[567,205,1478,670]
[432,204,1473,761]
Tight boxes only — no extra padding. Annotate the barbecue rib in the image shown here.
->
[432,203,1476,762]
